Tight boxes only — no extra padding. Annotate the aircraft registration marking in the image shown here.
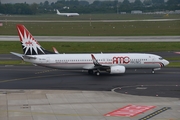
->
[112,56,130,64]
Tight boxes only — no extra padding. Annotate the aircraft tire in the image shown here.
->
[96,72,100,76]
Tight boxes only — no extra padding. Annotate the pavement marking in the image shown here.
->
[104,105,156,117]
[155,118,180,120]
[35,69,58,74]
[139,107,171,120]
[0,74,79,83]
[0,110,100,117]
[112,85,180,92]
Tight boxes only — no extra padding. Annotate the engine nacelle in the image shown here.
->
[110,66,125,74]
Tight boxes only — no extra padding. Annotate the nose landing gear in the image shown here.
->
[152,68,161,74]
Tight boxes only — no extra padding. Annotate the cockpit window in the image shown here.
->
[159,57,163,60]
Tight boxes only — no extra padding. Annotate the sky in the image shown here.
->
[1,0,147,4]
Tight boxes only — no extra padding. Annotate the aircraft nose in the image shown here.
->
[164,60,169,66]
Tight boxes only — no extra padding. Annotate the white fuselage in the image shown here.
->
[57,13,79,16]
[24,53,169,70]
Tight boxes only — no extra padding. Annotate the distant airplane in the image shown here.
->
[56,10,79,17]
[11,24,169,75]
[175,52,180,54]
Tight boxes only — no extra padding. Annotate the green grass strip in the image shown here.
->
[166,62,180,67]
[0,21,180,36]
[1,41,180,54]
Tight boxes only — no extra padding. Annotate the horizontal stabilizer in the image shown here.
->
[11,52,36,60]
[22,55,37,59]
[10,52,23,59]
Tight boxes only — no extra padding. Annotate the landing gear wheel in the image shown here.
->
[96,72,100,76]
[152,69,155,74]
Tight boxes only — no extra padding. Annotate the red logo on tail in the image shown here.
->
[16,24,44,55]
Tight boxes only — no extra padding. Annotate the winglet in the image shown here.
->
[52,47,59,54]
[91,54,101,66]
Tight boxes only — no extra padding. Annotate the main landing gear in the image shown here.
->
[88,70,100,76]
[152,69,155,74]
[96,71,100,76]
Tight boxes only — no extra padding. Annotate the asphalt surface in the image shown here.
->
[0,51,180,98]
[0,53,180,120]
[0,65,179,98]
[0,36,180,42]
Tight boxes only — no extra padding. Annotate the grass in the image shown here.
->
[166,62,180,67]
[1,41,180,54]
[1,14,180,20]
[0,14,180,66]
[0,21,180,36]
[0,41,179,67]
[1,14,179,36]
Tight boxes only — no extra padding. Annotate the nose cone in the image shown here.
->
[164,60,169,66]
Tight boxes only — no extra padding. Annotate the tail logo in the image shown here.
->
[17,26,45,55]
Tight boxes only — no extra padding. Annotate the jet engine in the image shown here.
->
[109,66,125,74]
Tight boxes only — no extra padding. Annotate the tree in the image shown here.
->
[166,0,180,10]
[143,0,152,6]
[152,0,164,5]
[122,0,130,5]
[133,0,143,7]
[167,0,180,5]
[0,0,179,15]
[30,3,38,14]
[79,1,89,6]
[120,0,132,12]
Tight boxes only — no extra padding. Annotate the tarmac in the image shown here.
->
[0,89,180,120]
[0,65,180,120]
[0,36,180,42]
[0,36,180,119]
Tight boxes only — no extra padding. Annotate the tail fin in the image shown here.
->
[56,10,60,14]
[16,24,46,55]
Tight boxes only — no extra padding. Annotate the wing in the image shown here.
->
[91,54,102,66]
[89,54,126,74]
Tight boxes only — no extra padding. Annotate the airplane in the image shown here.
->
[11,24,169,76]
[175,52,180,54]
[56,10,79,17]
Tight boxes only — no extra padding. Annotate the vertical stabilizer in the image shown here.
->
[16,24,46,55]
[56,10,60,14]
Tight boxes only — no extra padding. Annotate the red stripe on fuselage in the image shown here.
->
[144,62,164,67]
